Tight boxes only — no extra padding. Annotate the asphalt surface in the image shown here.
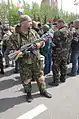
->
[0,65,79,119]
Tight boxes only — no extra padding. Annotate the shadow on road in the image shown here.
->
[0,68,14,78]
[0,93,41,113]
[19,75,53,94]
[0,95,26,112]
[0,77,21,91]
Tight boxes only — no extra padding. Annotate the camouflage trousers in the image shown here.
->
[0,52,3,69]
[20,62,46,93]
[52,55,67,82]
[4,50,9,66]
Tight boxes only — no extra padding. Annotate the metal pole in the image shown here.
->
[76,5,78,19]
[74,4,78,19]
[60,0,63,18]
[61,0,62,10]
[8,0,10,26]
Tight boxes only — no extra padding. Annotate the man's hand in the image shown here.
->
[0,41,3,46]
[36,41,45,49]
[15,52,23,60]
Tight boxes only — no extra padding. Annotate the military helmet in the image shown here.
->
[73,19,79,24]
[42,24,50,32]
[73,19,79,29]
[19,15,32,23]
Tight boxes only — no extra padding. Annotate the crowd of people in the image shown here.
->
[0,15,79,102]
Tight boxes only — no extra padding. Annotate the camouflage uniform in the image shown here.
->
[0,24,4,74]
[0,41,3,69]
[52,27,72,83]
[3,30,12,67]
[7,27,46,93]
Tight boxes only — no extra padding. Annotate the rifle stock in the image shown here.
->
[8,51,19,60]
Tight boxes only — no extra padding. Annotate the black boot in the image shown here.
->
[40,90,52,98]
[60,76,66,83]
[26,92,33,103]
[0,68,4,74]
[5,65,9,68]
[14,70,18,73]
[48,80,59,86]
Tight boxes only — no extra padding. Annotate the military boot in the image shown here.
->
[26,92,33,103]
[0,68,4,74]
[40,90,52,98]
[48,80,59,86]
[60,76,66,83]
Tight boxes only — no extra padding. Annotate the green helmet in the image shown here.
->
[73,19,79,24]
[73,19,79,29]
[42,24,49,32]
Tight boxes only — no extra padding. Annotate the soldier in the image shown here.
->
[2,27,12,67]
[7,15,52,102]
[49,19,72,86]
[0,22,4,74]
[70,19,79,76]
[0,40,4,74]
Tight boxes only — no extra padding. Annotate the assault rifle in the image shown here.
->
[8,31,55,61]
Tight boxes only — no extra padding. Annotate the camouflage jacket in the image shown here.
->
[0,40,3,53]
[53,27,72,57]
[7,27,41,64]
[0,25,3,41]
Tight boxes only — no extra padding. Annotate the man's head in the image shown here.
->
[42,24,49,33]
[73,19,79,29]
[19,15,32,29]
[57,19,64,29]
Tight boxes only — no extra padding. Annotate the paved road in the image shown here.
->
[0,65,79,119]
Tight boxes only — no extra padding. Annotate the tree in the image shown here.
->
[31,2,40,21]
[0,1,79,25]
[0,2,8,24]
[8,8,19,26]
[23,3,31,16]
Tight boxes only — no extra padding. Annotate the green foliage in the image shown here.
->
[8,8,19,26]
[31,2,40,21]
[0,2,8,23]
[39,3,59,24]
[23,3,31,16]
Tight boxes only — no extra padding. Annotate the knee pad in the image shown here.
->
[38,75,45,84]
[39,70,44,76]
[23,78,32,85]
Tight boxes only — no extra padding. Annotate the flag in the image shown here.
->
[74,0,79,5]
[55,0,58,8]
[15,0,24,16]
[48,18,54,24]
[16,0,22,8]
[18,8,24,16]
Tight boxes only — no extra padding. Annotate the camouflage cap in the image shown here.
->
[76,29,79,34]
[19,15,32,23]
[73,19,79,24]
[73,19,79,29]
[42,24,50,32]
[57,19,64,24]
